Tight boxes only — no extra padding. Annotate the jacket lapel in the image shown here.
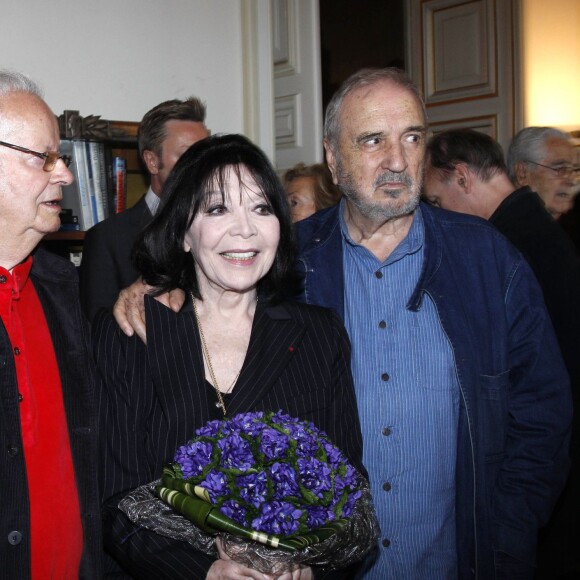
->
[226,302,306,415]
[145,298,307,420]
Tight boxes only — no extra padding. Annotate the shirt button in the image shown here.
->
[381,372,390,382]
[382,427,392,436]
[7,446,19,457]
[382,538,391,548]
[378,320,387,329]
[13,347,20,356]
[18,393,23,403]
[383,482,392,492]
[7,531,22,545]
[0,275,6,284]
[375,271,383,279]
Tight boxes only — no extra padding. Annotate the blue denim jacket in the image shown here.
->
[294,202,571,579]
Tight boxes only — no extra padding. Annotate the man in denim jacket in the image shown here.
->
[293,68,571,579]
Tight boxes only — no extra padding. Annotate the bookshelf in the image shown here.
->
[42,112,148,259]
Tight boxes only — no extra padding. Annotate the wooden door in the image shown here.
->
[405,0,519,151]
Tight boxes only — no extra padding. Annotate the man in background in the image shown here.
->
[424,128,580,579]
[80,97,209,321]
[507,126,578,221]
[0,70,101,577]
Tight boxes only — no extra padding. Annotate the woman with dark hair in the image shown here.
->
[94,134,364,580]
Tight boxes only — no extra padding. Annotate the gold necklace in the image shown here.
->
[191,292,240,416]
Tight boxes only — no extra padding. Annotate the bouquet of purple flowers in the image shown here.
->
[119,411,378,574]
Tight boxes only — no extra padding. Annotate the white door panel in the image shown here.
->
[405,0,517,150]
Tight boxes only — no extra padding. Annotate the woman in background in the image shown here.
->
[283,162,342,222]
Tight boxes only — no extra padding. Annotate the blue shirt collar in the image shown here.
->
[338,198,424,265]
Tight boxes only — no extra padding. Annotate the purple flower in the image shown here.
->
[199,469,230,503]
[237,471,268,508]
[305,505,335,528]
[322,440,345,469]
[259,427,290,460]
[218,433,255,471]
[166,410,362,536]
[269,462,299,499]
[271,410,300,427]
[230,411,266,437]
[220,499,247,525]
[289,425,320,457]
[251,501,303,535]
[174,440,213,479]
[335,463,358,494]
[195,419,222,438]
[297,457,332,498]
[341,489,362,517]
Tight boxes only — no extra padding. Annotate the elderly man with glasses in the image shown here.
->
[507,126,579,220]
[0,70,101,578]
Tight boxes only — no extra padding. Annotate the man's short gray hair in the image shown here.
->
[507,126,571,183]
[0,70,43,99]
[323,67,427,153]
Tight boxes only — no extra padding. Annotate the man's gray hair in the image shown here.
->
[323,67,427,153]
[506,126,571,183]
[0,70,43,99]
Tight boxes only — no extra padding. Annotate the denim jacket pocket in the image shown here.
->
[480,370,510,460]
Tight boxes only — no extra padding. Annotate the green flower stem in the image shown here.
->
[156,486,298,550]
[156,480,348,552]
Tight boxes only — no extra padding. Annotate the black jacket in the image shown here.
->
[0,247,102,578]
[95,296,364,579]
[81,195,152,322]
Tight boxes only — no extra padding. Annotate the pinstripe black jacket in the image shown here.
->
[94,295,364,579]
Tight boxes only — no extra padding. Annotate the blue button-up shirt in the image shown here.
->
[341,205,459,579]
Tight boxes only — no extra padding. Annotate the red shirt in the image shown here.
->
[0,257,82,579]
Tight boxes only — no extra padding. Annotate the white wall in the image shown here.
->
[0,0,245,134]
[520,0,580,130]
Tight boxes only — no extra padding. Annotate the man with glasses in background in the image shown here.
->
[0,70,101,577]
[507,126,579,220]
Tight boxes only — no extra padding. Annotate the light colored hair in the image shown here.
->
[283,162,342,210]
[0,70,43,99]
[507,126,571,183]
[323,67,427,154]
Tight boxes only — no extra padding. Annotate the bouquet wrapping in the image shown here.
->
[119,410,379,574]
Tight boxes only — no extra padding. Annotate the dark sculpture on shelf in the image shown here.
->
[58,110,135,141]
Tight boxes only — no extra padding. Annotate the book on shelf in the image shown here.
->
[112,156,127,214]
[96,142,110,220]
[88,141,107,223]
[60,140,92,230]
[60,140,127,231]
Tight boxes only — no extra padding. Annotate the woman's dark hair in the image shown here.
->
[133,133,295,301]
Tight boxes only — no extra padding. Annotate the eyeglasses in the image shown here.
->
[0,140,72,172]
[525,160,580,179]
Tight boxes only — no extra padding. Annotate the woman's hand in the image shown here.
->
[112,279,186,342]
[271,566,313,580]
[207,539,313,580]
[206,538,271,579]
